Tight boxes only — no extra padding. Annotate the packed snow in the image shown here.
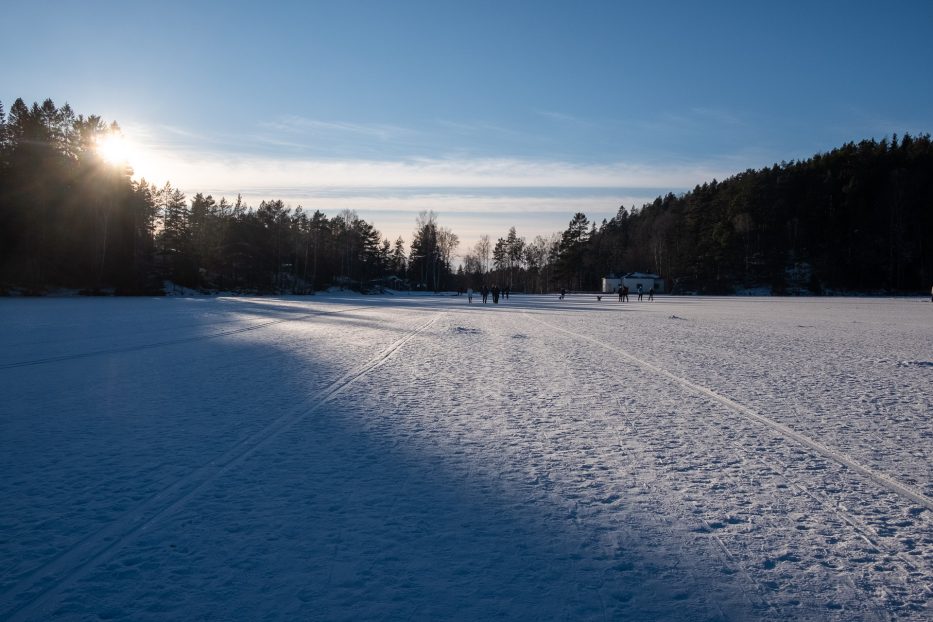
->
[1,294,931,621]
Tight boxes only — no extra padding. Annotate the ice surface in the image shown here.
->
[1,294,931,620]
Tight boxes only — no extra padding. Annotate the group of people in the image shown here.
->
[463,283,659,303]
[617,283,654,302]
[463,283,933,303]
[559,283,656,301]
[466,285,510,304]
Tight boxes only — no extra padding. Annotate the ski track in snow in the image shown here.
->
[0,304,373,370]
[524,312,933,512]
[0,302,441,621]
[0,294,930,620]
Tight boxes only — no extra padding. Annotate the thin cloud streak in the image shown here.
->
[259,115,412,141]
[137,151,734,194]
[534,110,593,127]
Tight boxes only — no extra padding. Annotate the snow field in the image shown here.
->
[0,294,930,620]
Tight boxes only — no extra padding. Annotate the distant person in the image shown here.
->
[637,283,643,301]
[492,285,500,304]
[621,285,629,302]
[648,286,654,301]
[482,285,489,304]
[467,287,474,303]
[504,286,510,300]
[560,288,566,300]
[618,287,623,302]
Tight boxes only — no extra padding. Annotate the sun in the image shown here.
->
[96,133,133,165]
[91,128,168,182]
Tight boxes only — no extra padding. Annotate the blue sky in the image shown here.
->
[3,0,932,249]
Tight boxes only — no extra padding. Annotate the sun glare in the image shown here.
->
[96,134,132,166]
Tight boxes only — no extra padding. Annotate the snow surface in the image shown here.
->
[1,294,931,621]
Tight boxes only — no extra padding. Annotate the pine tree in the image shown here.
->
[157,183,190,283]
[505,226,525,289]
[557,213,590,289]
[189,193,216,281]
[391,236,406,277]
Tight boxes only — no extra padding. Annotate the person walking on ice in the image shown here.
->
[637,283,643,301]
[467,287,474,303]
[648,286,654,301]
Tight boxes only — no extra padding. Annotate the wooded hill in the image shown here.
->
[577,135,933,294]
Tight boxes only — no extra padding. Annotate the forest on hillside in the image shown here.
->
[1,98,931,295]
[583,135,933,294]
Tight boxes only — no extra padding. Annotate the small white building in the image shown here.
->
[621,272,664,293]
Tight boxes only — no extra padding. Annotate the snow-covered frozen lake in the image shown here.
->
[1,294,931,620]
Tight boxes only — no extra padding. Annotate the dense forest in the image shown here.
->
[0,98,457,294]
[1,98,931,295]
[575,135,933,294]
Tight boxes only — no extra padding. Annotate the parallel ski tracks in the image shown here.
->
[525,312,933,513]
[693,402,931,609]
[534,311,933,614]
[0,304,373,370]
[612,398,779,618]
[1,311,442,621]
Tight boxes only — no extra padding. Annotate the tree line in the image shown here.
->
[2,97,930,295]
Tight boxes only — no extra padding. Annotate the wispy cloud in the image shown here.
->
[534,110,593,127]
[626,107,751,138]
[259,115,412,141]
[141,153,732,192]
[688,107,748,127]
[433,119,534,142]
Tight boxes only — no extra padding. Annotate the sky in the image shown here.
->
[3,0,932,252]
